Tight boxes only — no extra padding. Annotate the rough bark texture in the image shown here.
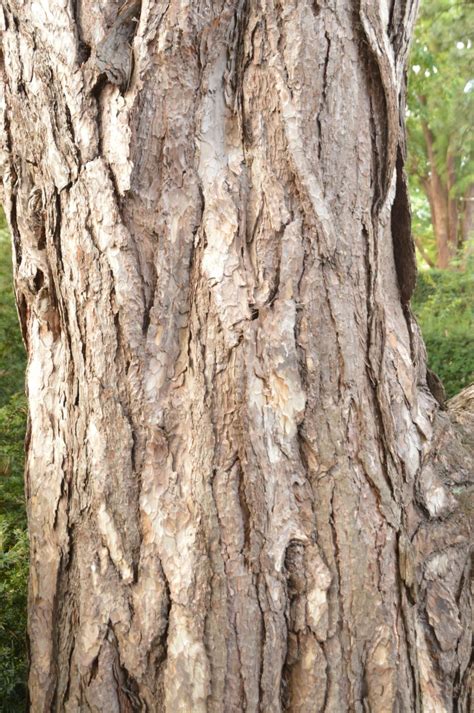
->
[0,1,472,711]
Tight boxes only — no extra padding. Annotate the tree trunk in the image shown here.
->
[421,123,455,269]
[446,151,458,256]
[1,1,472,712]
[461,184,474,260]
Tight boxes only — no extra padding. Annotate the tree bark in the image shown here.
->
[446,151,458,255]
[0,1,472,712]
[419,122,472,269]
[461,184,474,259]
[420,123,454,269]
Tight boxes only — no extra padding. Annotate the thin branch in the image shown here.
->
[414,237,435,268]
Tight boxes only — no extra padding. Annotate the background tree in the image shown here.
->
[407,0,474,268]
[0,2,473,712]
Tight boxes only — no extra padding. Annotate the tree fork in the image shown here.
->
[0,1,472,711]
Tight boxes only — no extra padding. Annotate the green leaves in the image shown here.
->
[407,0,474,265]
[412,267,474,396]
[0,522,28,711]
[0,212,27,712]
[407,3,473,388]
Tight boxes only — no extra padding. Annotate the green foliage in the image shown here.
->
[410,9,474,383]
[0,524,28,710]
[412,267,474,397]
[0,222,26,407]
[0,211,28,712]
[407,0,474,263]
[410,184,436,264]
[408,0,473,184]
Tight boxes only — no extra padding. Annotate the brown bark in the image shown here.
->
[461,184,474,258]
[0,1,472,712]
[421,122,453,268]
[419,121,470,269]
[446,151,458,253]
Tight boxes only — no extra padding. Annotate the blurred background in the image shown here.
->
[408,0,473,399]
[0,0,473,708]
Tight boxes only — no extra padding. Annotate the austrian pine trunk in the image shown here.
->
[0,1,472,711]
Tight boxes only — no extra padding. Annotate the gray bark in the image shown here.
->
[0,0,472,711]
